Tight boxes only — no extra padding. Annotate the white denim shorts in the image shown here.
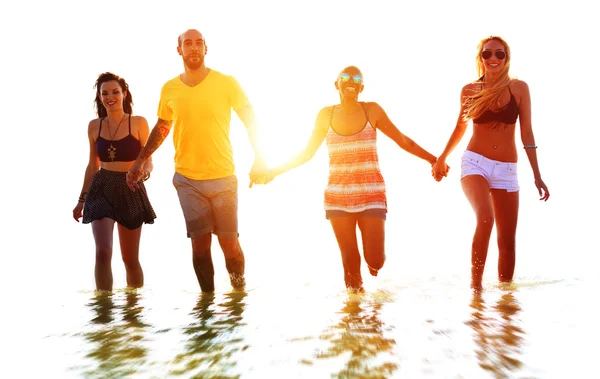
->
[460,150,520,192]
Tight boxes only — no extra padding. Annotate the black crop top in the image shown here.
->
[96,115,142,162]
[472,86,519,125]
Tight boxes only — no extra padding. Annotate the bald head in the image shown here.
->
[339,66,362,77]
[178,29,204,47]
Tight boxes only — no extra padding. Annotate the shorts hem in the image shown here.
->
[188,228,213,239]
[214,231,240,239]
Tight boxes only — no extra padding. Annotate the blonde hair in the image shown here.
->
[463,36,515,123]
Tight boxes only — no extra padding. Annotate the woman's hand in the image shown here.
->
[126,161,145,191]
[72,201,84,222]
[432,159,450,182]
[535,178,550,201]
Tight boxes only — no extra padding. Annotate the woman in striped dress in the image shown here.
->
[265,66,444,291]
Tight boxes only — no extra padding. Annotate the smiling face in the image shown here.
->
[99,80,125,112]
[476,37,512,78]
[335,66,364,100]
[480,39,507,74]
[177,29,207,70]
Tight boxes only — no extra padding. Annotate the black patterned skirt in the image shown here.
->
[83,169,157,230]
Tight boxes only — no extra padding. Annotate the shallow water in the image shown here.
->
[8,269,597,378]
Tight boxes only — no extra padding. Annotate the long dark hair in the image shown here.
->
[93,72,134,117]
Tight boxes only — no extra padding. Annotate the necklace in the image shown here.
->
[106,114,127,161]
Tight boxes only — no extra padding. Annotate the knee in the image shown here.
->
[219,239,242,258]
[476,215,495,232]
[95,247,112,265]
[122,255,141,270]
[191,238,212,258]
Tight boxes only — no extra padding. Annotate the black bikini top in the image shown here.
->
[472,86,519,125]
[96,115,141,162]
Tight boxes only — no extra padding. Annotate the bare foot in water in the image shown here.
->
[471,280,483,293]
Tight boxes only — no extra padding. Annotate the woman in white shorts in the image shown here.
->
[431,36,550,291]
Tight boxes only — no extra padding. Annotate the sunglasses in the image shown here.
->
[481,50,506,60]
[339,73,363,84]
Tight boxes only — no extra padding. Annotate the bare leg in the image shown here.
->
[490,189,519,283]
[330,217,363,291]
[192,234,215,293]
[218,236,246,289]
[117,223,144,288]
[357,217,386,276]
[91,218,115,291]
[461,175,494,291]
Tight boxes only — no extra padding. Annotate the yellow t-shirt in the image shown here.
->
[157,70,250,180]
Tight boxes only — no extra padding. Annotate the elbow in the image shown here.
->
[300,151,314,165]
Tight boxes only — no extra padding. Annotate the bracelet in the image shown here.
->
[141,170,151,182]
[523,145,537,149]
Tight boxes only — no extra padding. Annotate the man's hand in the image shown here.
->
[126,160,145,191]
[249,158,268,188]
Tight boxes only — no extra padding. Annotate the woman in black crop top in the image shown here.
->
[72,72,156,292]
[431,36,550,291]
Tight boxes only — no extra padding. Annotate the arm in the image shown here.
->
[126,118,173,191]
[517,80,550,200]
[368,102,436,164]
[236,105,266,167]
[136,116,153,176]
[270,107,330,178]
[433,85,471,176]
[72,121,101,221]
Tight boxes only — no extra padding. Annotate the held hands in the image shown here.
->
[431,159,450,182]
[248,157,269,188]
[126,160,148,191]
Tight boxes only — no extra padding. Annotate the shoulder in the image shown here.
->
[87,118,101,138]
[131,115,149,127]
[88,117,101,130]
[210,69,236,83]
[362,101,381,110]
[131,114,147,122]
[362,101,385,118]
[160,76,182,91]
[510,79,529,94]
[462,82,480,94]
[317,105,334,119]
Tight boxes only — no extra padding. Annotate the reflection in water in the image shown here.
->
[80,291,151,378]
[169,291,248,378]
[466,291,525,377]
[313,295,398,377]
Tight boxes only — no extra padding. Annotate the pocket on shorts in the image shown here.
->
[461,156,480,173]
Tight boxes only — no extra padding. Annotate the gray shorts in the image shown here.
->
[173,173,239,238]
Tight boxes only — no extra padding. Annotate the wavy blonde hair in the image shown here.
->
[463,36,515,122]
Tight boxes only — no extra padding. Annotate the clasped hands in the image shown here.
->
[431,159,450,182]
[248,160,274,188]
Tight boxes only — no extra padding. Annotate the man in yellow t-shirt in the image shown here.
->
[126,29,266,293]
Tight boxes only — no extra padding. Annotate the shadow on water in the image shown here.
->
[466,290,525,378]
[311,293,398,378]
[168,290,248,378]
[77,290,151,379]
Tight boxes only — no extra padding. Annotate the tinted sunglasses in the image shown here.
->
[339,73,363,84]
[481,50,506,60]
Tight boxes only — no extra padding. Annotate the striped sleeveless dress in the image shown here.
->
[324,104,387,215]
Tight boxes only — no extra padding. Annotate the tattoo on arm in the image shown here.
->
[140,119,172,160]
